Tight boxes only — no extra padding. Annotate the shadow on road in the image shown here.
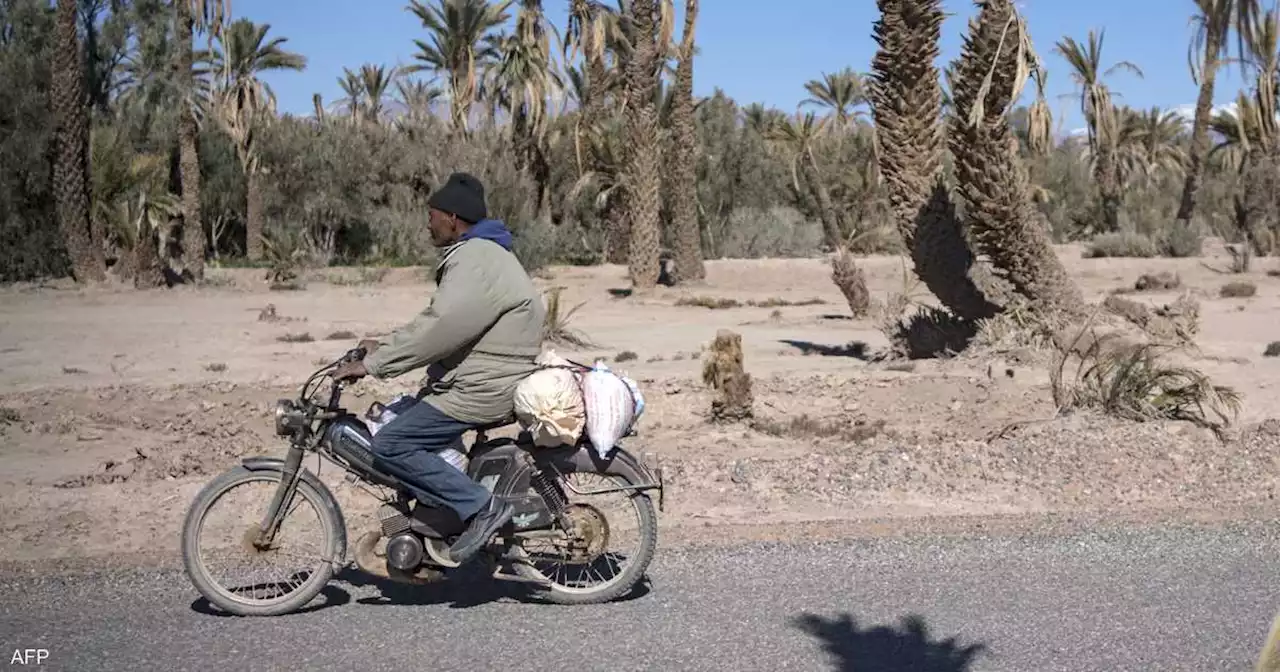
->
[190,566,654,615]
[191,583,352,617]
[791,612,985,672]
[342,564,654,609]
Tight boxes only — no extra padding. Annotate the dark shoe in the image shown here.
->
[449,497,514,563]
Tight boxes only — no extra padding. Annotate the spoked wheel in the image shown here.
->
[181,466,347,616]
[514,471,657,605]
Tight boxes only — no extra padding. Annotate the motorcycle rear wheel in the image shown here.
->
[514,471,657,605]
[181,465,347,617]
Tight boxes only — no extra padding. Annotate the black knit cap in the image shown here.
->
[426,172,487,223]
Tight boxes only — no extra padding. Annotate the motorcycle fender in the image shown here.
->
[532,446,665,511]
[239,456,346,523]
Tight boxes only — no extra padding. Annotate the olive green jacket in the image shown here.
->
[364,237,545,424]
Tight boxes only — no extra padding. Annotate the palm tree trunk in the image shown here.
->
[133,223,167,289]
[870,0,996,322]
[1094,139,1121,232]
[668,0,704,283]
[622,0,662,288]
[246,170,264,260]
[175,0,205,280]
[801,150,843,251]
[52,0,106,283]
[949,0,1081,315]
[1176,29,1224,228]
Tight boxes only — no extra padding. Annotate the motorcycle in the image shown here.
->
[181,347,664,616]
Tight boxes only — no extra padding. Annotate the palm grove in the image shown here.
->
[2,0,1277,322]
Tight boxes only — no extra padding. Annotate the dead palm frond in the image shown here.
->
[1053,312,1241,437]
[542,286,596,348]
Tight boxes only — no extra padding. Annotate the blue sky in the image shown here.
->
[236,0,1250,133]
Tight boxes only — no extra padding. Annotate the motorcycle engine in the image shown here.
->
[385,532,424,571]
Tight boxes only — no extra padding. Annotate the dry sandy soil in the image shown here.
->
[2,242,1279,566]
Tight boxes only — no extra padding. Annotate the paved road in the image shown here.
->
[3,523,1280,671]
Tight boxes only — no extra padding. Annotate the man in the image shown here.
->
[332,172,546,564]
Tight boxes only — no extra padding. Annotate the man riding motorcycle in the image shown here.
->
[332,171,546,564]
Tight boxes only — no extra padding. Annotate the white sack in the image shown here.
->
[513,351,586,447]
[581,363,643,458]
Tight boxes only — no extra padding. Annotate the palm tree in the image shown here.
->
[741,102,784,136]
[210,19,307,261]
[566,0,616,127]
[801,68,870,127]
[621,0,662,288]
[336,68,365,122]
[405,0,512,134]
[337,63,399,125]
[767,112,842,250]
[1176,0,1264,228]
[488,0,561,216]
[1054,29,1143,232]
[53,0,107,283]
[668,0,703,283]
[91,125,180,288]
[395,78,445,130]
[1114,106,1187,188]
[174,0,229,279]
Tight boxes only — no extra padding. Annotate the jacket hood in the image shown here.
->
[459,218,513,250]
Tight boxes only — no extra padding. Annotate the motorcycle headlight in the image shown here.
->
[274,399,305,437]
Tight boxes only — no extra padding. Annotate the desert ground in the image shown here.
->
[2,242,1279,567]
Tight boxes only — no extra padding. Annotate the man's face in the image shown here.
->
[427,208,460,247]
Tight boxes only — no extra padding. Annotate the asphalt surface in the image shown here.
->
[3,523,1280,671]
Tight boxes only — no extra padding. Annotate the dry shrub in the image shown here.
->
[543,286,595,349]
[971,301,1059,353]
[258,304,280,322]
[1265,342,1280,357]
[1103,294,1199,344]
[1052,315,1240,437]
[204,362,227,373]
[831,248,871,318]
[1134,272,1180,292]
[1084,232,1158,258]
[326,330,358,341]
[614,350,638,362]
[1220,281,1257,298]
[1157,225,1204,258]
[329,267,390,286]
[701,329,753,421]
[277,332,314,343]
[749,297,827,307]
[676,296,741,309]
[1102,295,1150,326]
[0,407,21,423]
[677,296,826,309]
[752,414,885,443]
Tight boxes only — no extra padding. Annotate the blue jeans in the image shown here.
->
[369,400,491,521]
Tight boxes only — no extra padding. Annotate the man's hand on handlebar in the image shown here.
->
[332,347,369,382]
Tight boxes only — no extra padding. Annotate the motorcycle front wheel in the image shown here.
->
[181,465,347,616]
